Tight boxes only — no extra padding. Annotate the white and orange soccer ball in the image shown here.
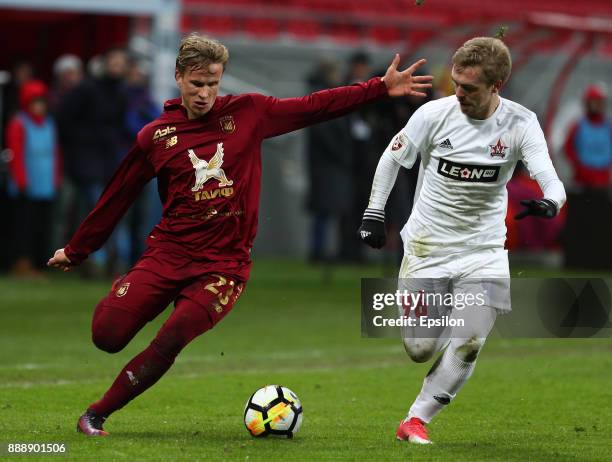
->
[244,385,303,438]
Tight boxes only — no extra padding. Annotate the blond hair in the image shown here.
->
[452,37,512,86]
[175,33,229,74]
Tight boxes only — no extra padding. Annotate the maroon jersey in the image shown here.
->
[64,77,388,280]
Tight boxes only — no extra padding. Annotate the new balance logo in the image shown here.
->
[438,138,453,150]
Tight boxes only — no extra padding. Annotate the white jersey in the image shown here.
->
[388,96,556,257]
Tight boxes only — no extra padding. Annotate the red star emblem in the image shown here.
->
[461,168,471,178]
[489,139,508,158]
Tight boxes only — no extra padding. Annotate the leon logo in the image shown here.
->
[188,142,234,192]
[219,115,235,134]
[437,158,500,183]
[116,282,130,297]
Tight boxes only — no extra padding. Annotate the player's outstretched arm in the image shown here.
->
[47,248,73,272]
[382,55,433,98]
[255,56,432,138]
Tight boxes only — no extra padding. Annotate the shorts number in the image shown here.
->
[204,275,240,312]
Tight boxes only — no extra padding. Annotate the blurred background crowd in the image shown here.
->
[1,47,161,277]
[0,0,611,278]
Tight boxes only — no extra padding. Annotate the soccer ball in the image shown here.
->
[244,385,303,438]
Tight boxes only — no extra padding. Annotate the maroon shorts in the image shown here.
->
[99,247,246,327]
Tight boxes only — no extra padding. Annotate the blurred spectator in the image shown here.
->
[48,54,84,255]
[432,66,455,98]
[56,48,129,275]
[87,54,105,79]
[124,59,162,263]
[49,54,83,112]
[346,51,371,84]
[57,48,128,189]
[124,60,160,140]
[5,80,61,277]
[1,59,34,134]
[564,84,611,189]
[562,84,612,269]
[305,59,354,262]
[345,51,376,262]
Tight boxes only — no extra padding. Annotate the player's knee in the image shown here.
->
[454,336,485,362]
[91,302,145,353]
[92,331,127,353]
[403,339,436,363]
[91,319,131,353]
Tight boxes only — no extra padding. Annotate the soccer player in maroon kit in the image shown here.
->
[48,34,433,436]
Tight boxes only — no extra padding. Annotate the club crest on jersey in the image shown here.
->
[438,158,500,183]
[489,138,508,158]
[188,143,234,193]
[219,115,236,134]
[115,282,130,297]
[391,133,407,151]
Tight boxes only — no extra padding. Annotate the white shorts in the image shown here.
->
[398,247,511,312]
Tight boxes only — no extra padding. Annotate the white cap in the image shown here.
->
[53,54,83,76]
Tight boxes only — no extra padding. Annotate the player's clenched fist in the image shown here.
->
[47,248,73,272]
[514,199,558,220]
[358,208,386,249]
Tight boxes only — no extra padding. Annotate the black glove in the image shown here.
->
[514,199,558,220]
[358,208,386,249]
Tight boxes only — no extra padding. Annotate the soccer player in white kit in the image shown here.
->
[358,37,566,444]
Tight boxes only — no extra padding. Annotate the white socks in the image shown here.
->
[406,306,497,423]
[408,346,475,423]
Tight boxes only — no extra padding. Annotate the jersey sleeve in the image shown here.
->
[251,77,388,139]
[64,142,156,265]
[387,105,429,169]
[367,150,401,211]
[534,169,566,211]
[519,114,556,177]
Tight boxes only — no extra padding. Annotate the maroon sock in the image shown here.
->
[89,343,173,417]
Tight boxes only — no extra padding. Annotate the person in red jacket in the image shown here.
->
[47,33,433,436]
[6,80,61,276]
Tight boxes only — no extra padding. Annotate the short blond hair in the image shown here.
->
[175,33,229,74]
[452,37,512,86]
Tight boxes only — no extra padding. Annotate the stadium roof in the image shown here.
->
[0,0,173,15]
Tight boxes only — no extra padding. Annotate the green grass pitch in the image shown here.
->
[0,260,610,461]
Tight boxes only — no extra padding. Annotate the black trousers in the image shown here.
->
[11,196,54,268]
[563,189,612,271]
